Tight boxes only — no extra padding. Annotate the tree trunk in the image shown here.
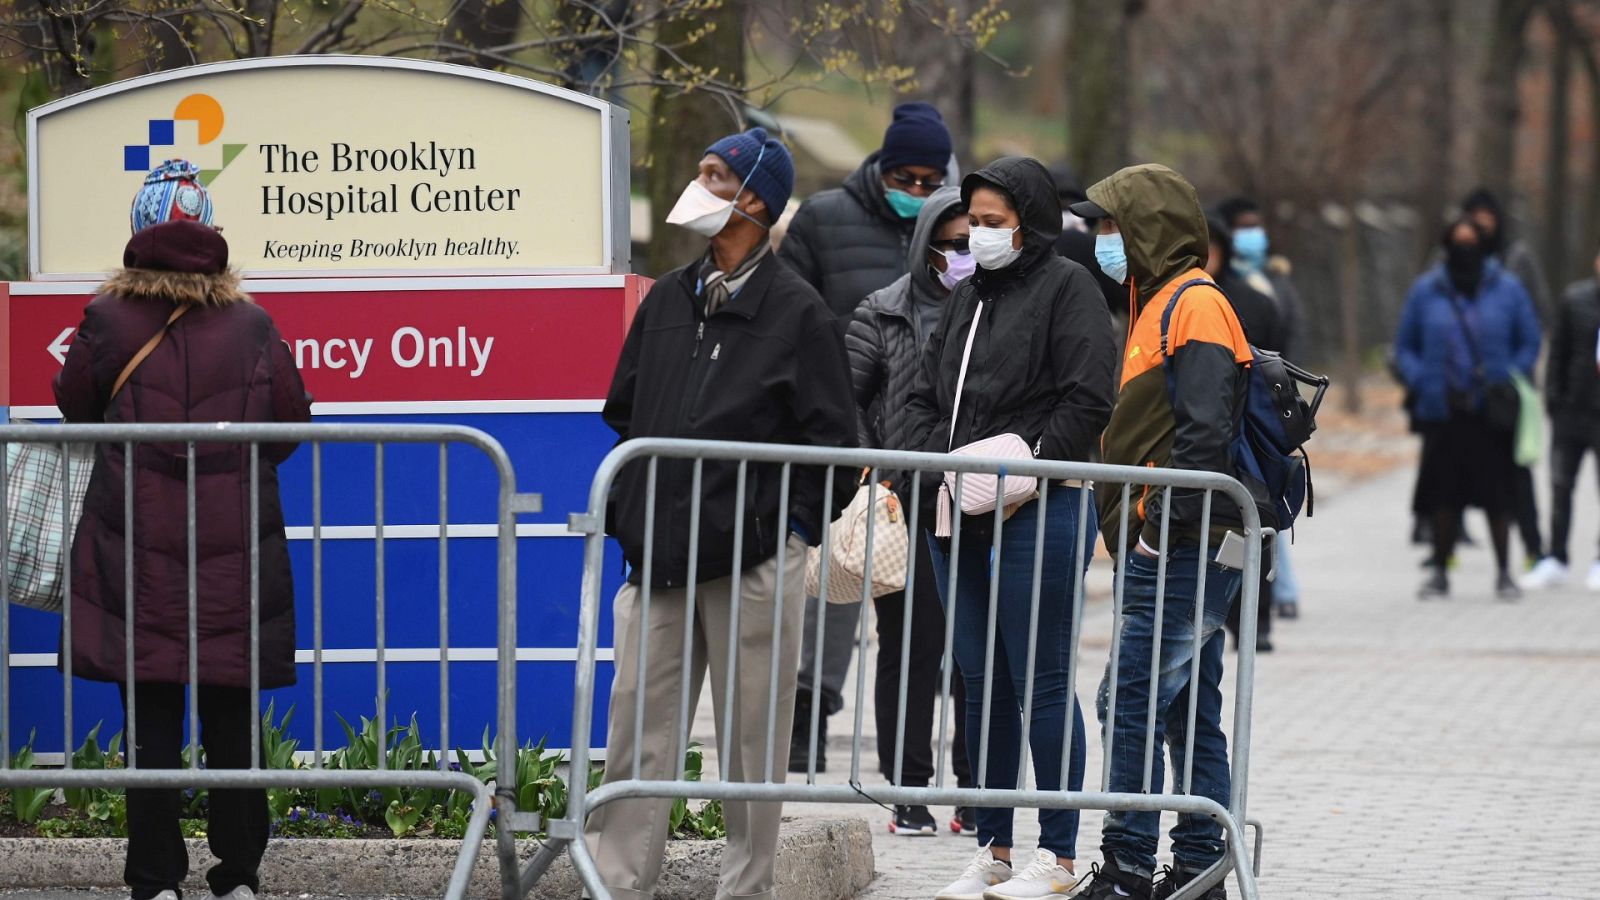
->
[1578,27,1600,278]
[1543,10,1573,286]
[1476,0,1537,199]
[1417,0,1456,265]
[439,0,522,68]
[1338,209,1364,414]
[895,0,975,169]
[645,0,747,277]
[1066,0,1141,184]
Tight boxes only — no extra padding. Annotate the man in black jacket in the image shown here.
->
[779,102,955,772]
[585,127,857,900]
[1524,248,1600,591]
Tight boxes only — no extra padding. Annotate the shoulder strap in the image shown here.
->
[946,300,985,451]
[110,305,189,401]
[1445,294,1487,378]
[1158,277,1224,359]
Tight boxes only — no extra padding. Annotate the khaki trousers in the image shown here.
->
[585,536,808,900]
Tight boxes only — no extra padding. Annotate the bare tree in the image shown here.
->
[1477,0,1539,199]
[1065,0,1143,183]
[645,0,747,275]
[439,0,524,69]
[892,0,977,168]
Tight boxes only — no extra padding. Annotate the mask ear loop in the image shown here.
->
[728,142,771,230]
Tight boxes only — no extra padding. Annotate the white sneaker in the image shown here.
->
[142,893,178,900]
[206,889,256,900]
[982,848,1085,900]
[1585,561,1600,591]
[1519,556,1569,589]
[936,844,1015,900]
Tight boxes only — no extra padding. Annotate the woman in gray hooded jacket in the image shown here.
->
[844,186,976,837]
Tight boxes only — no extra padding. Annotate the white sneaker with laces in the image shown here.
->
[982,848,1085,900]
[206,888,256,900]
[1586,561,1600,591]
[1519,556,1569,589]
[935,844,1015,900]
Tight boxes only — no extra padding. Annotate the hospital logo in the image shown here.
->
[122,93,246,184]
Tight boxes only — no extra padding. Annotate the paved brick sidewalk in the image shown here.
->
[771,463,1600,899]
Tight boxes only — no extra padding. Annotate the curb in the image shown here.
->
[0,817,875,898]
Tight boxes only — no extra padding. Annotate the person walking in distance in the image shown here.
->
[55,160,313,900]
[1394,218,1541,601]
[1069,165,1251,900]
[905,157,1116,900]
[779,102,956,772]
[585,127,858,900]
[844,185,977,836]
[1523,246,1600,590]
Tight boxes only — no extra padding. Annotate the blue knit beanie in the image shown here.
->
[131,159,214,234]
[705,127,794,224]
[878,102,953,173]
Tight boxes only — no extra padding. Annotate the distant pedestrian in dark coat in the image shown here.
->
[54,159,312,900]
[1393,217,1540,600]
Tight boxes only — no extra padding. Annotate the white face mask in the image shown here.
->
[666,180,739,238]
[969,225,1022,270]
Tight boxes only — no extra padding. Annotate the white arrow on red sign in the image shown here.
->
[47,327,74,364]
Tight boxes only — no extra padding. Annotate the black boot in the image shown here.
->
[788,693,827,773]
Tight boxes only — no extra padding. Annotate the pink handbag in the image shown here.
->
[935,301,1038,538]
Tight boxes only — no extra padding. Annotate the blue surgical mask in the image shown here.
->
[1094,232,1129,284]
[886,188,926,219]
[1232,226,1269,273]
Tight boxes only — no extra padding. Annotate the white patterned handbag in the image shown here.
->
[805,481,910,603]
[3,424,94,613]
[935,300,1038,538]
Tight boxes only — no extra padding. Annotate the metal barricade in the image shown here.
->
[0,422,537,900]
[533,438,1267,900]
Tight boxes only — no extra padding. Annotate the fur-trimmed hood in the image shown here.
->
[100,267,249,307]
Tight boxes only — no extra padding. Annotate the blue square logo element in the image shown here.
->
[148,119,174,145]
[124,145,151,172]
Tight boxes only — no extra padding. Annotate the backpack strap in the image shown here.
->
[1158,277,1227,361]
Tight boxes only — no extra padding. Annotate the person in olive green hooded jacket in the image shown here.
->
[1068,165,1251,900]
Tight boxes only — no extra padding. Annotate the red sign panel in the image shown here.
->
[2,277,647,408]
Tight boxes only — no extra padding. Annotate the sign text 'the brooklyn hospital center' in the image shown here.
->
[26,57,631,278]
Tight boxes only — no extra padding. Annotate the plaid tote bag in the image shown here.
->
[4,425,95,612]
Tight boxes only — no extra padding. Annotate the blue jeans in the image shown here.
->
[928,485,1096,859]
[1163,631,1229,871]
[1096,545,1242,878]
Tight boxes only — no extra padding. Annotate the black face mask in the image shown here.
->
[1446,242,1486,296]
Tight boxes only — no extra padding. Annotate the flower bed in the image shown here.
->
[1,699,725,841]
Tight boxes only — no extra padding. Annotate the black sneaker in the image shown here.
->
[887,804,937,836]
[1151,865,1226,900]
[950,805,976,834]
[1418,567,1449,600]
[787,696,827,774]
[1274,600,1299,620]
[1076,859,1151,900]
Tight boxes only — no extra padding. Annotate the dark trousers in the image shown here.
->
[1514,465,1544,560]
[1548,417,1600,564]
[872,529,973,790]
[1225,539,1273,644]
[121,682,268,900]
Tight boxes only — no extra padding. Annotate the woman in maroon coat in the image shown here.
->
[53,160,311,900]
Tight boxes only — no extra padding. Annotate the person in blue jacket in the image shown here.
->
[1394,217,1541,600]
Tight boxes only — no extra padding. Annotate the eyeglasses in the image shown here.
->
[888,170,946,191]
[930,238,969,253]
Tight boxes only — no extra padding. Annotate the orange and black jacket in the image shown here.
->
[1085,165,1253,554]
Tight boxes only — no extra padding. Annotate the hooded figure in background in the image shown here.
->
[838,185,976,835]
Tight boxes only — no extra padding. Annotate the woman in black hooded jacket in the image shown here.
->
[906,157,1117,899]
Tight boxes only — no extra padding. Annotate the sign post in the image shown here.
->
[5,56,638,756]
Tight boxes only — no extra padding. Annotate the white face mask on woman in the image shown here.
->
[969,226,1021,270]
